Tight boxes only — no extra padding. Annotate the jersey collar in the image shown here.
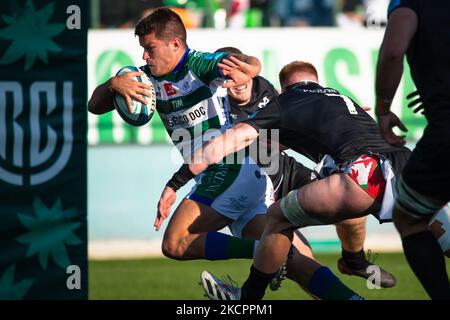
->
[173,47,191,75]
[285,80,321,92]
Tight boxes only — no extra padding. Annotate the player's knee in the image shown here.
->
[266,202,291,233]
[161,238,185,260]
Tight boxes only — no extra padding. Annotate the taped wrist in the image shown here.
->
[166,164,196,191]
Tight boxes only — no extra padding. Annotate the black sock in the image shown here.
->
[241,265,276,300]
[402,231,450,300]
[342,249,368,270]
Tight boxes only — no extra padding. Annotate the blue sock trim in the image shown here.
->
[205,231,230,260]
[307,266,339,299]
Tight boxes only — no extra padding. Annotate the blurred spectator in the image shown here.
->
[336,0,388,28]
[142,1,204,28]
[96,0,389,29]
[227,0,249,28]
[138,0,166,19]
[250,0,273,27]
[363,0,388,28]
[100,0,139,28]
[99,0,164,28]
[336,0,365,28]
[275,0,334,27]
[169,7,202,28]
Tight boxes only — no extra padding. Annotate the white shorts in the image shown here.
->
[187,156,274,237]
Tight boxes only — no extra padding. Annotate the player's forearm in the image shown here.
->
[375,8,417,116]
[189,123,259,175]
[188,130,238,175]
[166,164,196,192]
[88,80,115,115]
[375,50,403,115]
[205,124,259,163]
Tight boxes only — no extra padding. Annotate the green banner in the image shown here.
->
[0,0,87,299]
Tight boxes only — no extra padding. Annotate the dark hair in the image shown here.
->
[214,47,243,55]
[135,7,187,46]
[279,61,319,88]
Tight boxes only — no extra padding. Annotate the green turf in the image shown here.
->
[89,253,450,300]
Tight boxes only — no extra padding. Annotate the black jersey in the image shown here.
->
[229,76,315,192]
[229,76,279,122]
[243,81,408,165]
[388,0,450,120]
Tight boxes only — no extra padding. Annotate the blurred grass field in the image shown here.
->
[89,252,450,300]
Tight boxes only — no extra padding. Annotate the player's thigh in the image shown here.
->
[393,206,430,238]
[297,173,374,221]
[402,121,450,201]
[164,198,232,239]
[240,214,266,240]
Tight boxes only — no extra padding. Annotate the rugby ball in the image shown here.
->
[113,66,156,126]
[429,205,450,257]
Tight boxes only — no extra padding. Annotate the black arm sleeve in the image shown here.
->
[166,164,196,192]
[242,99,282,132]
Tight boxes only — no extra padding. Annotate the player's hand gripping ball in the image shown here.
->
[113,66,156,126]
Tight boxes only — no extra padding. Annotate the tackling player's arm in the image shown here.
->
[190,123,260,174]
[88,71,152,114]
[375,6,417,145]
[162,90,281,191]
[188,100,281,175]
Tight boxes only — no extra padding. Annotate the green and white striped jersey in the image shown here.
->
[142,49,232,161]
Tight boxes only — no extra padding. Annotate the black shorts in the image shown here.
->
[273,153,318,200]
[402,120,450,201]
[380,148,411,177]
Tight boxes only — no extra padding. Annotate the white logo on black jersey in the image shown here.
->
[258,96,270,109]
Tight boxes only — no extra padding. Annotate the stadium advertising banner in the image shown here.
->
[0,0,87,299]
[88,28,426,146]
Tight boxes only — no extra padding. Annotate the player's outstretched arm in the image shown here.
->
[88,71,152,114]
[162,124,260,196]
[190,123,260,175]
